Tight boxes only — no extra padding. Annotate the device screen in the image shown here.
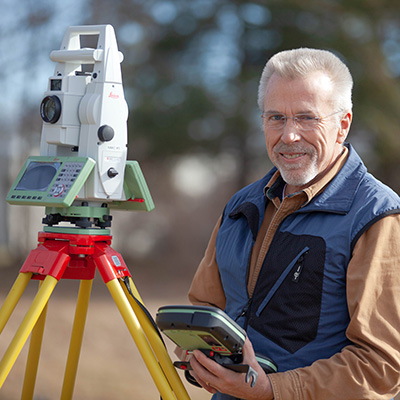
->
[15,161,61,191]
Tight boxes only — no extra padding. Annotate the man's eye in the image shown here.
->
[296,114,316,121]
[270,114,285,121]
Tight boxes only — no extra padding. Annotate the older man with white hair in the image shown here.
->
[188,48,400,400]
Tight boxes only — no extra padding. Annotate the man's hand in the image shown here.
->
[189,337,274,400]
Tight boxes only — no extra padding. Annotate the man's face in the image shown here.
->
[262,71,351,194]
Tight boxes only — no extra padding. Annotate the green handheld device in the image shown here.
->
[156,305,277,387]
[157,305,246,355]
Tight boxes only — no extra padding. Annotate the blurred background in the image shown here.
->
[0,0,399,399]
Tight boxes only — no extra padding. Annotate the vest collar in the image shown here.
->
[302,144,367,214]
[231,144,367,226]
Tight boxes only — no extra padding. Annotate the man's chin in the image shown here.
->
[279,169,318,188]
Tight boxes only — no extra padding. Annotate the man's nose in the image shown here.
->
[280,118,302,144]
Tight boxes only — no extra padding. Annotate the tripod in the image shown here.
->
[0,228,190,400]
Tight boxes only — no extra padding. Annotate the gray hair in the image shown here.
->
[257,48,353,113]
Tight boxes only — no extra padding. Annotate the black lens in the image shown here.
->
[40,95,61,124]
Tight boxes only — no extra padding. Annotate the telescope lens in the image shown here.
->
[40,95,61,124]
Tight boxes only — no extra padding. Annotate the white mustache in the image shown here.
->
[273,144,314,156]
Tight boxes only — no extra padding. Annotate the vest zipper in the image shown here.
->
[291,251,309,283]
[235,297,253,330]
[239,232,257,330]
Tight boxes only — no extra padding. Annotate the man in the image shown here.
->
[187,48,400,399]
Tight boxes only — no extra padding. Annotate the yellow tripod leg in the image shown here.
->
[0,275,58,389]
[61,279,93,400]
[21,282,49,400]
[106,279,179,400]
[122,277,190,400]
[0,272,33,333]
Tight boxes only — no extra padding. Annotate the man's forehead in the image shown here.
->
[263,71,334,108]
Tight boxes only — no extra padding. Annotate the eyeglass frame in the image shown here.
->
[261,109,344,131]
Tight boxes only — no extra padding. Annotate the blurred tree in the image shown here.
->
[1,0,399,191]
[82,0,400,192]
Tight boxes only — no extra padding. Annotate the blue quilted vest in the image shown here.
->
[213,144,400,399]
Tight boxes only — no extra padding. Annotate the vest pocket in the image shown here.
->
[248,233,325,354]
[255,247,310,317]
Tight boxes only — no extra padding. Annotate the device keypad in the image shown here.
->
[47,162,85,199]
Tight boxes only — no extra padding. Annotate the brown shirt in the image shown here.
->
[188,147,400,399]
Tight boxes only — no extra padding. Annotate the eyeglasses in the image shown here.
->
[261,110,343,131]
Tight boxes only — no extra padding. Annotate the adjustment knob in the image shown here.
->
[107,167,119,178]
[98,125,114,142]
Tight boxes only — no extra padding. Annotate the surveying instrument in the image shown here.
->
[0,25,190,400]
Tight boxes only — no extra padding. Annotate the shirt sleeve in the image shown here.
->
[188,216,227,310]
[269,214,400,399]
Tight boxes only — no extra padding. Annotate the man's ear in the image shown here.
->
[337,111,352,144]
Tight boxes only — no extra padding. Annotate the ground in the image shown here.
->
[1,264,399,400]
[0,264,210,400]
